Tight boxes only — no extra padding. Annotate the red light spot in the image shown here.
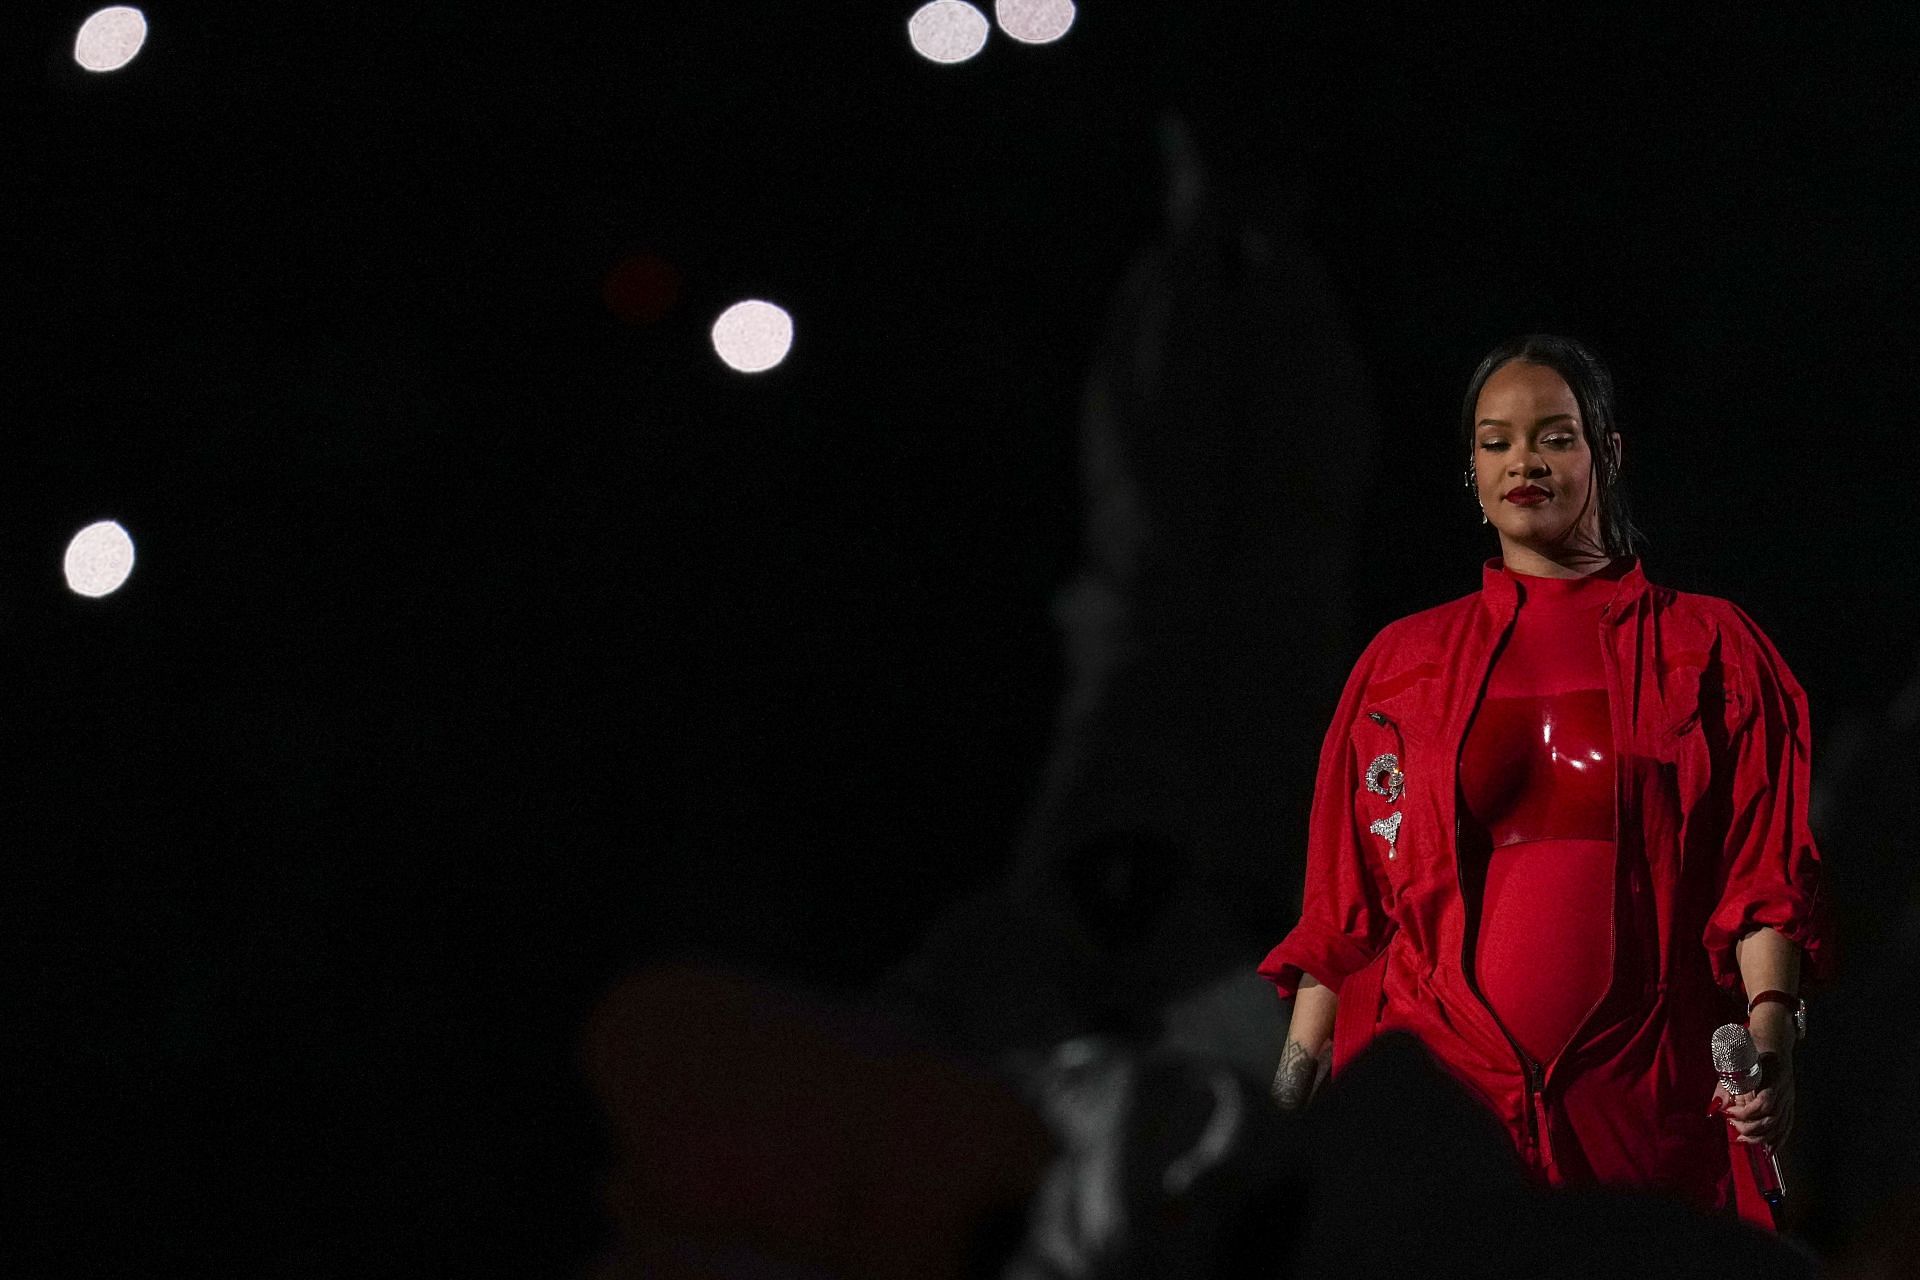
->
[602,253,683,326]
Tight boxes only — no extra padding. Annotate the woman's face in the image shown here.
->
[1471,360,1616,555]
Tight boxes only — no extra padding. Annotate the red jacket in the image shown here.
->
[1259,556,1833,1213]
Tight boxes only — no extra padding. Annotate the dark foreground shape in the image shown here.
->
[583,965,1053,1280]
[1298,1033,1816,1280]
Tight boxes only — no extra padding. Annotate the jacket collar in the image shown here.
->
[1479,553,1650,619]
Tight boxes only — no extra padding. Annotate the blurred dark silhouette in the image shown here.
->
[1058,828,1189,957]
[1798,646,1920,1255]
[582,965,1052,1280]
[1008,114,1374,947]
[1004,1035,1307,1280]
[891,114,1376,1079]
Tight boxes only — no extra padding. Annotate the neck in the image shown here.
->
[1497,533,1614,579]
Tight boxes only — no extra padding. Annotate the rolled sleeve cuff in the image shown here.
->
[1257,925,1383,1002]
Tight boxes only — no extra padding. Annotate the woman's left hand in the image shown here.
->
[1717,1049,1794,1149]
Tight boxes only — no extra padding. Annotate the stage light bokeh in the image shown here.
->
[74,6,148,73]
[908,1,990,65]
[711,301,794,374]
[994,0,1075,44]
[64,521,137,598]
[603,253,684,326]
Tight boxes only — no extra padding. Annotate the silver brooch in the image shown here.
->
[1365,753,1404,802]
[1369,811,1403,859]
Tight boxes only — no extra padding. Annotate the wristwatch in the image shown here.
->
[1747,989,1806,1042]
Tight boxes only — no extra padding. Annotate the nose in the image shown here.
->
[1507,448,1548,477]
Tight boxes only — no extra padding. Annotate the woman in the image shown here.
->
[1258,334,1832,1221]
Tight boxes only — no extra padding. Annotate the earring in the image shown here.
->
[1465,461,1487,524]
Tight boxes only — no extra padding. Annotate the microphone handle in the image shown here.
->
[1747,1140,1786,1209]
[1717,1073,1787,1212]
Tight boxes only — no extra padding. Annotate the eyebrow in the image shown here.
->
[1476,414,1577,429]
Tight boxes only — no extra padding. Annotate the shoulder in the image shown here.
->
[1661,588,1808,705]
[1363,588,1484,658]
[1333,590,1482,700]
[1665,589,1795,663]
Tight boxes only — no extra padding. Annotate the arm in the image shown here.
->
[1271,974,1337,1111]
[1256,632,1396,1004]
[1700,603,1831,995]
[1706,604,1826,1148]
[1736,925,1801,1058]
[1722,926,1801,1147]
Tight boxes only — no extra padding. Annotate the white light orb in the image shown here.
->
[908,1,990,64]
[64,520,137,598]
[995,0,1075,44]
[74,6,149,73]
[710,300,794,374]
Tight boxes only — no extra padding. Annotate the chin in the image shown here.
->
[1498,519,1575,544]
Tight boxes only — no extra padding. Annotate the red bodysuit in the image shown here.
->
[1457,562,1625,1067]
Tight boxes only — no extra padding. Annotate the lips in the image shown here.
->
[1504,486,1550,504]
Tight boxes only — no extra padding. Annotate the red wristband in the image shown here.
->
[1746,989,1807,1042]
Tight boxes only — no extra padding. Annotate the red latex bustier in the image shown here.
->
[1458,561,1625,1067]
[1459,689,1616,847]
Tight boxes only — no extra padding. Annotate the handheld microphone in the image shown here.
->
[1711,1023,1785,1211]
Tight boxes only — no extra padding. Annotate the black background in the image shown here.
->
[13,4,1915,1274]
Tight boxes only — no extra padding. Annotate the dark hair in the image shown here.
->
[1460,334,1644,559]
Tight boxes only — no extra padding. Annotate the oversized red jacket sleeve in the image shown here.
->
[1700,603,1835,995]
[1257,631,1396,1001]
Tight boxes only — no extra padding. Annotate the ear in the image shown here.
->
[1608,432,1623,469]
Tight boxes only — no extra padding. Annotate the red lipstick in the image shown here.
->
[1503,486,1549,506]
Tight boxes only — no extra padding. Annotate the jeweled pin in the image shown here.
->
[1365,753,1405,803]
[1369,811,1403,859]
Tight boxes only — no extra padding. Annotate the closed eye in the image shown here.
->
[1480,436,1579,451]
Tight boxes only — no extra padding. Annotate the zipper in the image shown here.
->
[1524,1055,1551,1168]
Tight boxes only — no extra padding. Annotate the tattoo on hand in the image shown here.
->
[1271,1039,1329,1111]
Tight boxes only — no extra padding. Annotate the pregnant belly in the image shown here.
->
[1474,836,1615,1066]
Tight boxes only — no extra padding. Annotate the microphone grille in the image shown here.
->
[1711,1023,1758,1075]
